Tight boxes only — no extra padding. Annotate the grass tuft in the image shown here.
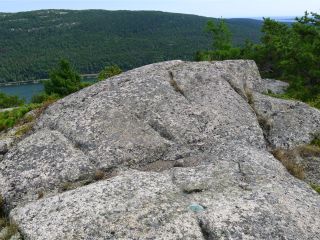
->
[310,183,320,194]
[272,149,305,180]
[60,182,73,192]
[94,170,106,181]
[169,71,185,96]
[297,145,320,158]
[244,86,254,106]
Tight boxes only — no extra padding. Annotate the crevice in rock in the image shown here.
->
[183,188,204,194]
[58,167,118,193]
[224,78,273,150]
[236,161,251,191]
[168,71,189,101]
[134,159,189,172]
[147,120,175,142]
[198,219,212,240]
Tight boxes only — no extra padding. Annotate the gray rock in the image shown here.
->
[253,92,320,149]
[0,60,319,239]
[262,78,289,94]
[1,60,267,209]
[11,158,320,240]
[0,129,95,209]
[0,142,8,155]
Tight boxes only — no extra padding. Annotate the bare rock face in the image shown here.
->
[262,78,289,94]
[253,93,320,149]
[0,60,320,239]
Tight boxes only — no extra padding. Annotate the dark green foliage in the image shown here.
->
[98,65,122,81]
[242,12,320,102]
[206,19,232,51]
[196,19,241,60]
[0,92,24,109]
[198,11,320,104]
[44,59,82,97]
[0,10,262,83]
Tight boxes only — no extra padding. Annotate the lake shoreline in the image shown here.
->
[0,73,98,87]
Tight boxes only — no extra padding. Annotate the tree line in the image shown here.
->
[197,12,320,106]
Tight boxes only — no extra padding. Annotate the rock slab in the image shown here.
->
[0,60,319,239]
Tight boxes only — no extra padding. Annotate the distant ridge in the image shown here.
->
[0,9,263,83]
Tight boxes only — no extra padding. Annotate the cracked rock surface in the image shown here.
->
[0,60,320,239]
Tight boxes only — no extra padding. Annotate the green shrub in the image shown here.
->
[98,65,122,81]
[0,105,34,131]
[31,92,60,104]
[0,103,43,132]
[44,59,82,97]
[0,92,24,109]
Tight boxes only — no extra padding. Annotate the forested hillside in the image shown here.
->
[0,10,262,83]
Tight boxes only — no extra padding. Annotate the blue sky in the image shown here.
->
[0,0,319,18]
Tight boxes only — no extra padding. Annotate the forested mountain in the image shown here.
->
[0,10,263,83]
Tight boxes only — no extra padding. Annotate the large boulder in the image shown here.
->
[0,60,319,239]
[253,92,320,149]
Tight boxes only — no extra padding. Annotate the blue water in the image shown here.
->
[0,76,97,103]
[0,83,44,103]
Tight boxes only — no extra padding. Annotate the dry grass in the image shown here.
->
[0,223,18,240]
[272,148,305,180]
[169,71,185,96]
[257,115,273,133]
[37,191,44,199]
[60,182,73,192]
[94,170,106,181]
[244,86,254,106]
[297,145,320,158]
[14,123,33,137]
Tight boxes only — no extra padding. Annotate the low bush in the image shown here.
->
[98,65,122,81]
[0,104,39,132]
[0,92,24,109]
[0,97,57,133]
[31,92,60,104]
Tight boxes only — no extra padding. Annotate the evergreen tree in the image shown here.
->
[206,19,232,51]
[44,60,82,97]
[197,19,241,61]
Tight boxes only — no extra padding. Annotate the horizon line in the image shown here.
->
[0,8,300,19]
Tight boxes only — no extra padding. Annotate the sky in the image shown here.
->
[0,0,319,18]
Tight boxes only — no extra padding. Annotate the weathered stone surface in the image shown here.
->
[1,60,267,209]
[262,78,289,94]
[11,155,320,240]
[0,60,320,239]
[0,129,95,209]
[253,92,320,149]
[0,141,8,155]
